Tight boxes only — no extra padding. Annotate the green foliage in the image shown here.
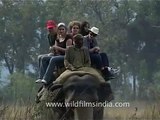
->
[154,71,160,90]
[1,72,38,102]
[0,0,160,101]
[0,63,2,79]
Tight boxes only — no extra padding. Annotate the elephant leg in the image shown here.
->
[74,107,93,120]
[93,107,104,120]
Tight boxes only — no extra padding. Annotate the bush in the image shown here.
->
[1,72,38,103]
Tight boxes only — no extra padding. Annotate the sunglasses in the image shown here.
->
[90,32,97,37]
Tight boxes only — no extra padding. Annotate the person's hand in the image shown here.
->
[52,45,57,49]
[49,46,54,51]
[93,47,100,53]
[49,46,58,55]
[90,47,100,53]
[48,53,54,56]
[95,46,100,51]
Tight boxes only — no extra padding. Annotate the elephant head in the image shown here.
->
[59,74,108,120]
[37,74,110,120]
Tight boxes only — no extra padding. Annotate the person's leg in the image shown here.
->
[89,53,112,79]
[53,55,65,76]
[100,52,109,67]
[38,54,50,68]
[98,53,115,101]
[100,52,120,80]
[42,56,64,84]
[36,55,43,82]
[90,53,103,70]
[36,54,51,83]
[56,56,65,68]
[39,56,52,79]
[98,53,114,101]
[38,55,42,69]
[99,52,111,79]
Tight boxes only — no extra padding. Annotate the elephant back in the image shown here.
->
[63,74,101,89]
[62,74,101,102]
[55,67,105,85]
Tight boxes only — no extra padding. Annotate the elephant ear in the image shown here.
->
[35,85,45,103]
[48,83,63,91]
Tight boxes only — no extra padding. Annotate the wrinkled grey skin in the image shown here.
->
[61,74,106,120]
[36,74,107,120]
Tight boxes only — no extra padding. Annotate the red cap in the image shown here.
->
[46,20,57,29]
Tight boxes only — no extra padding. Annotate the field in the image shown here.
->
[104,101,160,120]
[0,101,160,120]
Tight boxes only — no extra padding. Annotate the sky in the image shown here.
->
[0,66,10,87]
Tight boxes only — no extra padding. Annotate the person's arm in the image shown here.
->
[49,40,59,54]
[84,48,91,67]
[48,34,53,47]
[53,45,65,52]
[89,47,97,53]
[89,38,100,53]
[64,47,76,70]
[83,37,88,48]
[48,34,57,46]
[53,38,73,53]
[48,34,57,53]
[94,38,100,52]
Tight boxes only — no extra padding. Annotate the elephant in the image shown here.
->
[36,74,110,120]
[49,74,111,120]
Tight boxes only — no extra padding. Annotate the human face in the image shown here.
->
[48,27,56,34]
[89,32,97,38]
[71,25,80,35]
[84,24,89,32]
[58,26,66,36]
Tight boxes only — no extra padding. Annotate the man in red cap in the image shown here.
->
[36,20,57,83]
[46,20,56,29]
[46,20,57,48]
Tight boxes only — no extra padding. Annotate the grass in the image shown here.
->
[104,101,160,120]
[0,101,160,120]
[0,104,34,120]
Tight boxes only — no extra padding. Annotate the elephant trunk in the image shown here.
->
[74,107,93,120]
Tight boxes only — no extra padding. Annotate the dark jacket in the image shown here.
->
[83,35,98,49]
[48,33,57,47]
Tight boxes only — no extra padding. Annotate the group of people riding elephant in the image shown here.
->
[35,20,119,119]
